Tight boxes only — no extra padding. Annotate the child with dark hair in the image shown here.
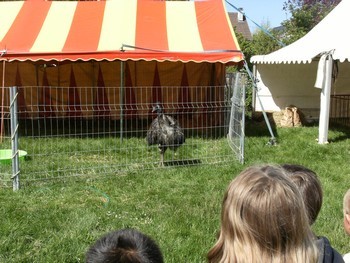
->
[282,164,344,263]
[86,228,164,263]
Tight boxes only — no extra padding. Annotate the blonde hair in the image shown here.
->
[344,189,350,215]
[208,165,319,263]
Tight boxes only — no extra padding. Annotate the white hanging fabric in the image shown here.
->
[317,51,334,144]
[314,54,327,89]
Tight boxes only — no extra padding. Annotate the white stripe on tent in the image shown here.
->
[166,2,203,52]
[98,0,137,51]
[0,2,24,42]
[31,2,77,53]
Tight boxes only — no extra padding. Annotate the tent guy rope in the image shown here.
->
[225,0,285,48]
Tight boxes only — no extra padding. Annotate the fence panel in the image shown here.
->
[330,94,350,127]
[0,82,245,186]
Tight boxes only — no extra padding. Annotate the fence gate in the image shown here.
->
[226,72,245,164]
[0,76,246,188]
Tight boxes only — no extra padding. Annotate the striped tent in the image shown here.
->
[0,0,243,63]
[0,0,243,123]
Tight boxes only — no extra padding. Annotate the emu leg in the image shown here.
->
[160,151,165,167]
[158,146,165,167]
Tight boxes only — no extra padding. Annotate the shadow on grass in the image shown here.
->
[328,122,350,143]
[164,159,201,167]
[245,115,278,138]
[247,112,350,143]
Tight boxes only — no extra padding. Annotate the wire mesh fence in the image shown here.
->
[227,73,246,164]
[330,94,350,127]
[0,73,245,187]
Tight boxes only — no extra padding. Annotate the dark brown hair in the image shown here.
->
[282,164,323,225]
[86,228,163,263]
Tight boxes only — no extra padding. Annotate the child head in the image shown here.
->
[86,228,164,263]
[344,189,350,236]
[282,164,323,225]
[207,165,319,263]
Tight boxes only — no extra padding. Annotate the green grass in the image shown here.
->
[0,121,349,262]
[0,135,234,182]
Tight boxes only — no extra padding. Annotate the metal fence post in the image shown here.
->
[10,86,20,191]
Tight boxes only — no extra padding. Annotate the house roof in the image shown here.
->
[0,0,244,64]
[228,12,252,41]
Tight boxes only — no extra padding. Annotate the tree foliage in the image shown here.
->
[281,0,341,44]
[235,23,283,69]
[237,0,341,60]
[250,25,282,57]
[234,0,341,117]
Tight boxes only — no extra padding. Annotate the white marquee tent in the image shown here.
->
[251,0,350,144]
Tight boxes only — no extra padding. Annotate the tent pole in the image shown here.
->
[1,60,5,143]
[120,61,125,143]
[244,62,276,145]
[318,55,333,144]
[10,86,20,191]
[252,65,257,113]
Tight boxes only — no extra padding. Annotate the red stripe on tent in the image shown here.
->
[1,1,51,52]
[124,87,137,118]
[40,71,55,117]
[151,64,162,102]
[150,64,162,114]
[195,0,237,51]
[178,65,192,114]
[124,63,137,118]
[136,1,168,51]
[95,66,110,118]
[63,2,105,52]
[15,67,28,119]
[67,68,82,117]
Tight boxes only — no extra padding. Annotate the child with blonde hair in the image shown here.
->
[207,165,319,263]
[343,189,350,262]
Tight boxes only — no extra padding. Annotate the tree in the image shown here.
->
[282,0,341,44]
[240,0,341,57]
[234,22,283,69]
[250,24,283,57]
[232,25,283,116]
[235,1,340,117]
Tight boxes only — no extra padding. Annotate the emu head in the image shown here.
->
[152,103,163,115]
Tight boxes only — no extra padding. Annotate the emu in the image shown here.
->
[146,103,185,166]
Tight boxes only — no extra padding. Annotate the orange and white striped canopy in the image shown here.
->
[0,0,243,63]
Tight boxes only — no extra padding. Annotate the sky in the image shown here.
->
[225,0,290,32]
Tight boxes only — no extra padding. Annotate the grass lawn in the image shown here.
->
[0,121,349,262]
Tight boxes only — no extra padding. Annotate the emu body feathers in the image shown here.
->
[146,104,185,166]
